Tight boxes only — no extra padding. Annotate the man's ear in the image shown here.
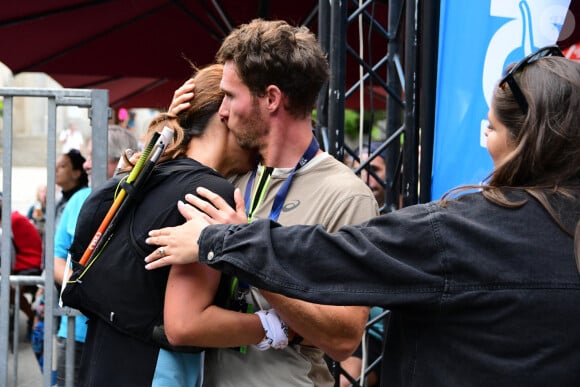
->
[265,85,282,112]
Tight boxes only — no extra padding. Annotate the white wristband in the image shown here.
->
[254,309,289,350]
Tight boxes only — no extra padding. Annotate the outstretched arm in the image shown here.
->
[194,204,444,307]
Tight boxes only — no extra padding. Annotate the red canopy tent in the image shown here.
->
[0,0,320,109]
[2,1,575,111]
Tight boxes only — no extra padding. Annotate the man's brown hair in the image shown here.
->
[216,19,329,118]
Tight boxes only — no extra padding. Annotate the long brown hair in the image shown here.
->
[443,56,580,235]
[144,63,225,161]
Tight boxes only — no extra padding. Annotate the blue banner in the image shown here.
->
[432,0,570,199]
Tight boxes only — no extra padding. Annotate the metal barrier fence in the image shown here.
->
[0,87,109,387]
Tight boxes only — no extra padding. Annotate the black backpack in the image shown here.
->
[61,160,232,352]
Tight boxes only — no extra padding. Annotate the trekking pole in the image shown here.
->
[78,126,174,265]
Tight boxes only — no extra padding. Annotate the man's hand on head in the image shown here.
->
[168,78,195,116]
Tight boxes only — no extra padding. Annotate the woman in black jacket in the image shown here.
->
[146,47,580,386]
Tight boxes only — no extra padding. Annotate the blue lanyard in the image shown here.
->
[244,135,319,221]
[233,136,319,339]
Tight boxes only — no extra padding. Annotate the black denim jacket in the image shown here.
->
[199,191,580,386]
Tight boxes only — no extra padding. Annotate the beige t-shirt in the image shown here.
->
[203,153,379,387]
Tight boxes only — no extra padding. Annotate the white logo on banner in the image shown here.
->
[480,0,570,148]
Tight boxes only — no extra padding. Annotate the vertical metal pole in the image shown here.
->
[43,96,58,387]
[386,0,404,211]
[0,96,14,387]
[419,0,439,203]
[327,0,347,161]
[89,89,110,188]
[327,3,346,382]
[65,318,75,387]
[316,0,331,151]
[402,0,420,206]
[11,286,20,387]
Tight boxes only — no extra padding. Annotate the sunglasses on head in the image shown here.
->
[499,45,564,115]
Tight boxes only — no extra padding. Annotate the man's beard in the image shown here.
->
[233,99,267,150]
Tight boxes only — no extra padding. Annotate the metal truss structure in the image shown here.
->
[313,1,440,385]
[315,0,439,212]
